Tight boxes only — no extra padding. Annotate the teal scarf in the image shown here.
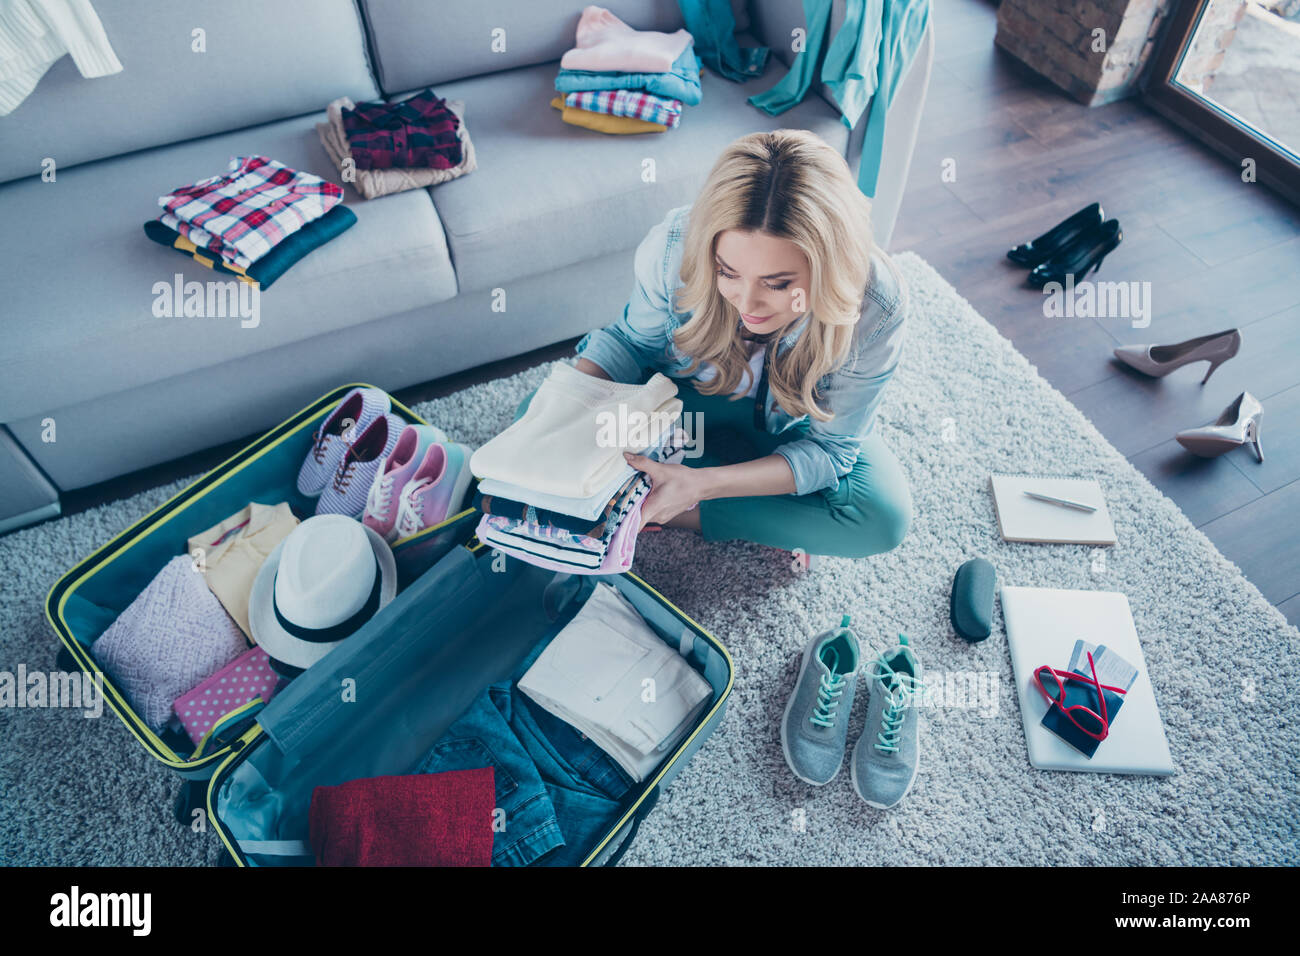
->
[677,0,931,198]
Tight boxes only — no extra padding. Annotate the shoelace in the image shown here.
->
[395,478,432,536]
[810,670,846,728]
[369,473,396,518]
[332,455,356,492]
[868,657,924,754]
[809,644,849,729]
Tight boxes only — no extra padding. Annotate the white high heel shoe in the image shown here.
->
[1175,391,1264,462]
[1113,328,1241,384]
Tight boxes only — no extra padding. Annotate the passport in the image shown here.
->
[1041,641,1136,758]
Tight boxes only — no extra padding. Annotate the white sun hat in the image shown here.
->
[249,514,396,671]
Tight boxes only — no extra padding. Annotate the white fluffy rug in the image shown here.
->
[2,252,1296,865]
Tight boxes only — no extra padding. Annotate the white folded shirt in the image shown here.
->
[476,418,683,520]
[471,363,682,498]
[517,581,712,783]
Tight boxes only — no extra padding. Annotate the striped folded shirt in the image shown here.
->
[564,89,683,128]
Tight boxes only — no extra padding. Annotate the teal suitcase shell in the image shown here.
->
[206,538,733,866]
[44,384,480,783]
[46,382,734,864]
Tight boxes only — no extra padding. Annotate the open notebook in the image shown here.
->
[1002,585,1174,776]
[989,473,1116,545]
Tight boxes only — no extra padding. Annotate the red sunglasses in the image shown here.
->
[1034,651,1128,742]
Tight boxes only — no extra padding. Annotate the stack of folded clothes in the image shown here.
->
[470,363,685,574]
[144,155,357,291]
[551,5,699,134]
[518,581,713,782]
[316,87,478,201]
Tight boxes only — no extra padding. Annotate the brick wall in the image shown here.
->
[1176,0,1251,94]
[996,0,1193,106]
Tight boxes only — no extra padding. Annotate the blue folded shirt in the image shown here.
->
[556,44,702,106]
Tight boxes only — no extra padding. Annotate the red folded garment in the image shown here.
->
[309,768,495,866]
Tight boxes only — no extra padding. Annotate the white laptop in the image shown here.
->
[1002,585,1174,776]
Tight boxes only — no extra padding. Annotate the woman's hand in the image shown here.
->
[624,452,707,528]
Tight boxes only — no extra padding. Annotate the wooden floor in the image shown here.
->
[55,0,1300,624]
[892,0,1300,625]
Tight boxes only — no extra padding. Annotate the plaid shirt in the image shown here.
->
[565,89,683,128]
[341,88,464,171]
[159,156,342,268]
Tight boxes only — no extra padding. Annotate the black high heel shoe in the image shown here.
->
[1027,219,1122,288]
[1006,202,1104,268]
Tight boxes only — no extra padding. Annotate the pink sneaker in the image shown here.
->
[393,442,475,540]
[363,424,447,542]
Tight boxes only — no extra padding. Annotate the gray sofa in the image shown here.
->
[0,0,933,533]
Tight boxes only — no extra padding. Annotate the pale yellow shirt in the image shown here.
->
[186,501,299,640]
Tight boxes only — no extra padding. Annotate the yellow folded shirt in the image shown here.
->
[187,501,299,640]
[549,95,667,134]
[169,232,258,287]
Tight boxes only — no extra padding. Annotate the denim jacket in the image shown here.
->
[575,203,907,497]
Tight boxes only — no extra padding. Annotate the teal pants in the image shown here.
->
[512,380,912,559]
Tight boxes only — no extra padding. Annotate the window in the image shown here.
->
[1143,0,1300,205]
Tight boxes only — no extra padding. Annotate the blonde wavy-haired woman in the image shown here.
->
[522,129,913,559]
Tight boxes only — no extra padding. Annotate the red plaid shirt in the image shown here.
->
[341,88,464,171]
[159,156,343,268]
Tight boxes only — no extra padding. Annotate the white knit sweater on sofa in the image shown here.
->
[0,0,122,114]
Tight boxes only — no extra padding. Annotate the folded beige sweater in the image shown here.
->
[315,95,477,200]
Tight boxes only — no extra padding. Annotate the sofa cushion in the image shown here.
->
[6,240,667,490]
[359,0,750,93]
[0,0,378,184]
[421,34,850,294]
[0,113,455,423]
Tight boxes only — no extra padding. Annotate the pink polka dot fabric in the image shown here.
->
[173,645,281,747]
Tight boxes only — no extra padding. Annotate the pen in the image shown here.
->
[1023,490,1097,513]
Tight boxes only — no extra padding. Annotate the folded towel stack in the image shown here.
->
[470,363,685,574]
[551,5,699,134]
[144,155,357,291]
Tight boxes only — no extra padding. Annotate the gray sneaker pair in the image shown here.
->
[780,617,923,809]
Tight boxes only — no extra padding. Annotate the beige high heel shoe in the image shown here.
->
[1113,329,1241,384]
[1175,391,1264,462]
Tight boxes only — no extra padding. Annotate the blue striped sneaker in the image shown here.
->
[315,413,404,519]
[297,387,391,496]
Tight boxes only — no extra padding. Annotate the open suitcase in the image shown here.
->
[45,383,733,866]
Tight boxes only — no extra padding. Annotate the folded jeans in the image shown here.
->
[416,627,634,866]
